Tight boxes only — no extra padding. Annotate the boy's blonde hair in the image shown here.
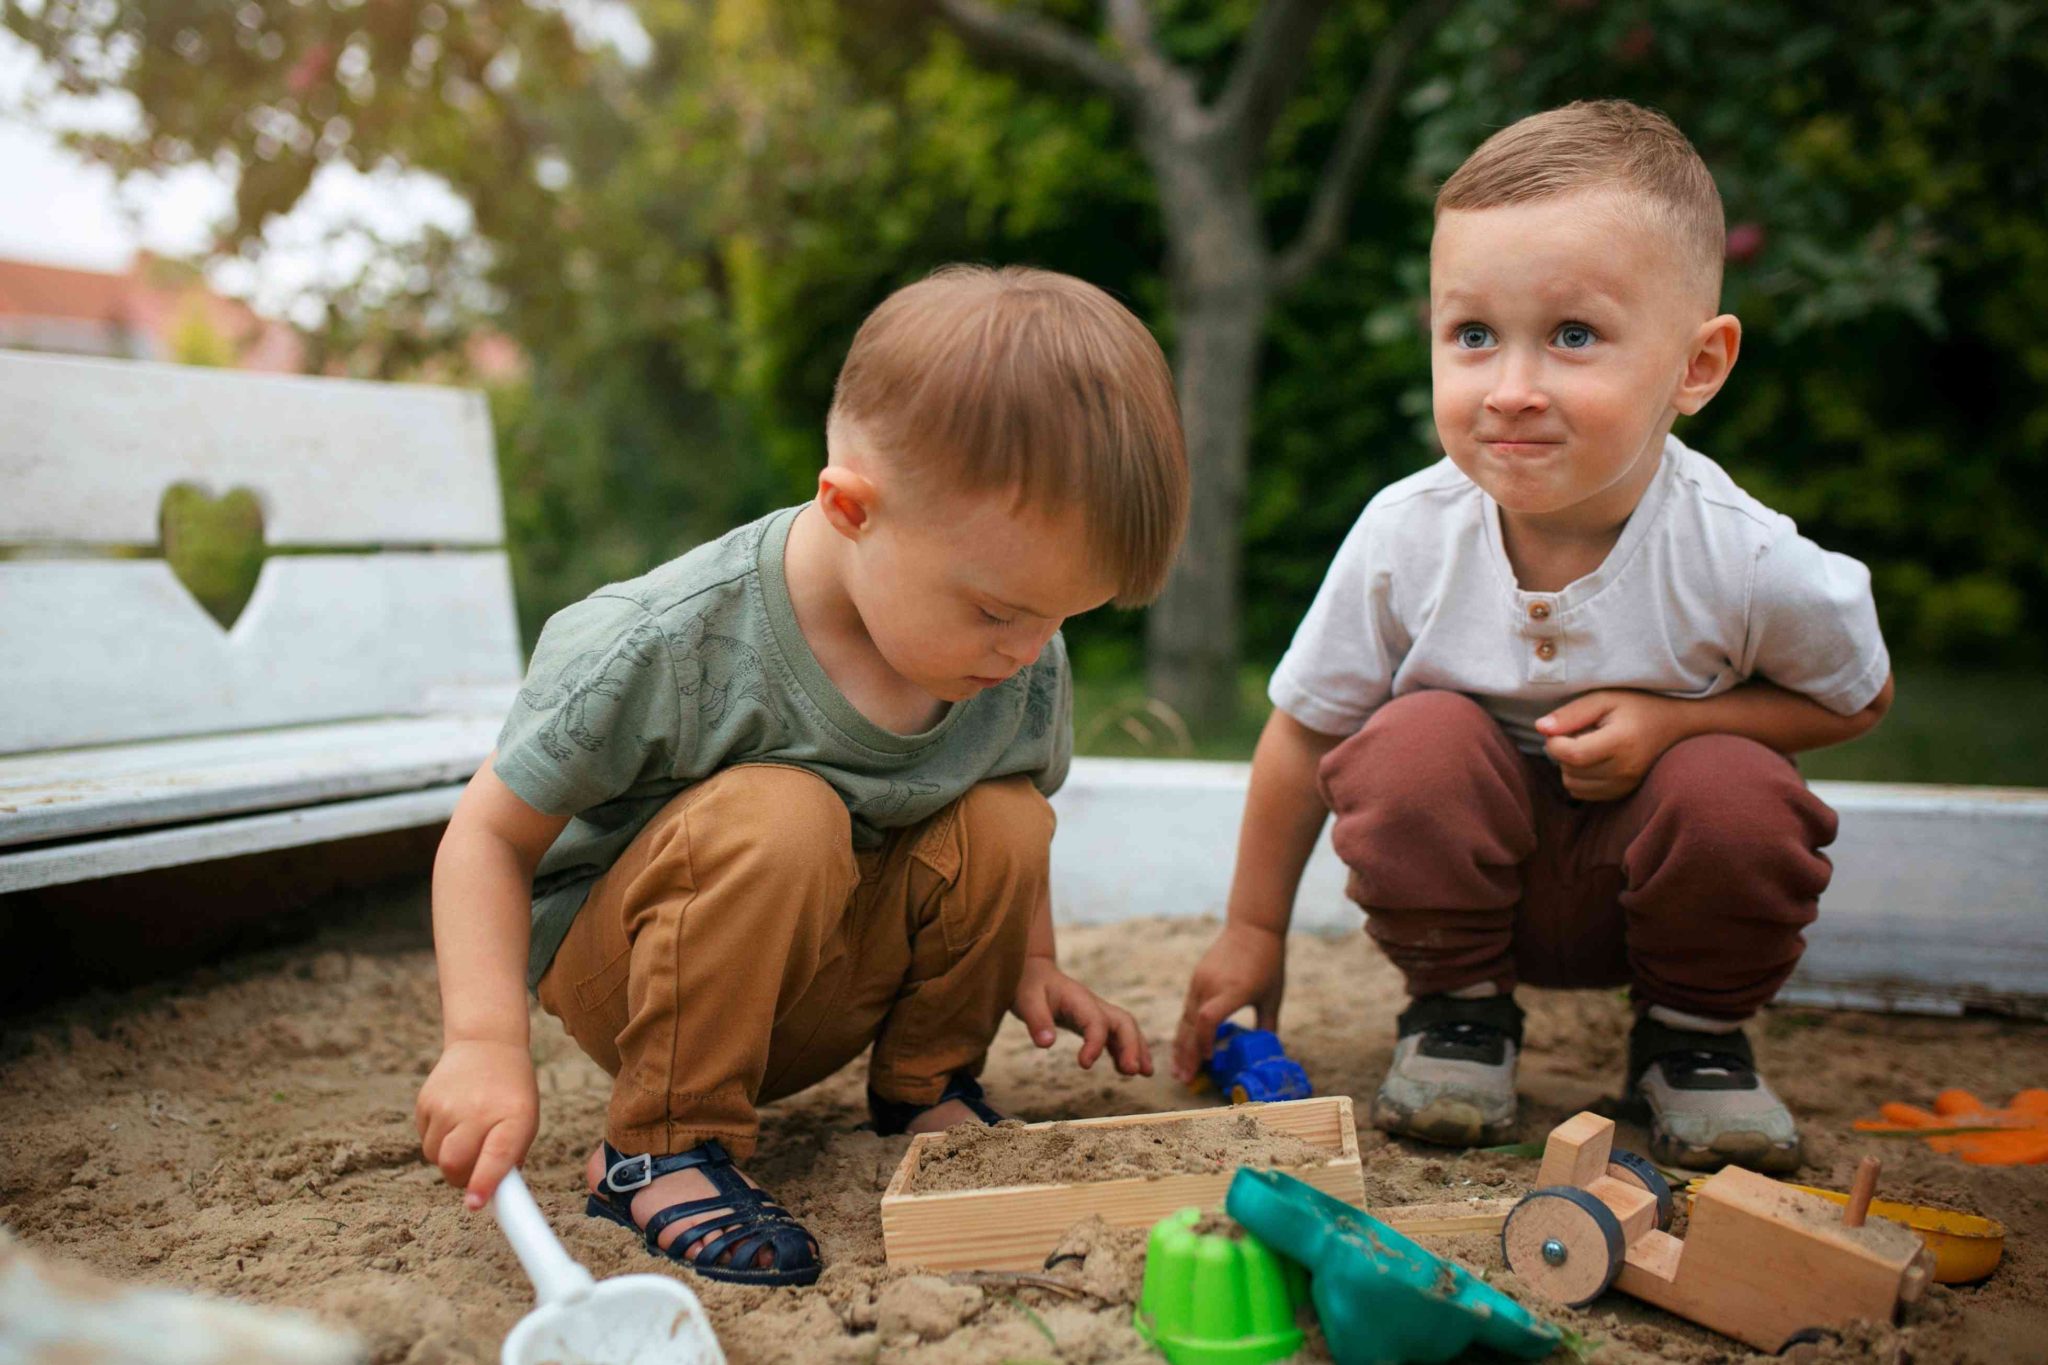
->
[828,265,1188,607]
[1436,100,1725,306]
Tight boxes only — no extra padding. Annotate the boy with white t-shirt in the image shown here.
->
[1173,100,1892,1174]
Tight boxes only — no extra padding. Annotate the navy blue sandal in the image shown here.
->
[584,1139,821,1287]
[866,1071,1006,1136]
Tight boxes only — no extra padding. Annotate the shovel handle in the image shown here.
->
[491,1169,596,1306]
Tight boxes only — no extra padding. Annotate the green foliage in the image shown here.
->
[1388,0,2048,669]
[166,296,236,368]
[9,0,2045,682]
[159,482,264,629]
[1799,665,2048,786]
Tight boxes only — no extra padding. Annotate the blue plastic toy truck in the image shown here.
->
[1205,1021,1313,1104]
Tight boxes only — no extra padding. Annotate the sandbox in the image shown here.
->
[2,892,2043,1364]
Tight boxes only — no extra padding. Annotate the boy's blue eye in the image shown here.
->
[1555,323,1596,350]
[1454,323,1495,349]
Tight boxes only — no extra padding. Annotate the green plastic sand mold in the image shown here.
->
[1134,1206,1309,1365]
[1225,1168,1562,1365]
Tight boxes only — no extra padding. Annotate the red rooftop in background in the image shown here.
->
[0,252,304,372]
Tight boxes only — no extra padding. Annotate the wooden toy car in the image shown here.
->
[1500,1113,1934,1353]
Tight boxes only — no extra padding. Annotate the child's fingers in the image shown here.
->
[1130,1027,1155,1076]
[1076,1013,1110,1070]
[1107,1008,1150,1075]
[1546,728,1619,768]
[1013,984,1058,1049]
[1537,692,1615,737]
[1250,975,1286,1037]
[1171,1017,1202,1084]
[1173,989,1232,1081]
[1564,773,1631,802]
[466,1119,531,1210]
[1560,770,1604,800]
[1543,733,1595,766]
[1560,750,1622,777]
[434,1121,484,1193]
[419,1107,453,1169]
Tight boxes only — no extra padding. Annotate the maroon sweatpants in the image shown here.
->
[1316,691,1839,1019]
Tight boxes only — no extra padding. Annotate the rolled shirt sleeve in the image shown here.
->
[493,595,687,815]
[1742,528,1891,715]
[1267,510,1404,737]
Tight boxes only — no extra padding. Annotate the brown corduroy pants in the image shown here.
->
[1316,690,1839,1019]
[535,764,1049,1160]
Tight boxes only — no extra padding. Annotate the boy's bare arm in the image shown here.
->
[1227,709,1348,935]
[1540,675,1895,801]
[431,760,566,1046]
[1173,708,1344,1081]
[416,758,570,1206]
[1664,674,1893,752]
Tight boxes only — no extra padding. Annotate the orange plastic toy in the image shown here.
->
[1853,1089,2048,1165]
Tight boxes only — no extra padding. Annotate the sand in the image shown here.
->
[2,882,2044,1364]
[905,1112,1331,1193]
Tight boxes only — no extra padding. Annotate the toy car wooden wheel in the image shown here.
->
[1229,1084,1252,1105]
[1606,1149,1674,1230]
[1501,1187,1626,1308]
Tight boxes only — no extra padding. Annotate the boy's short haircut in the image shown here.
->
[1435,100,1725,307]
[828,265,1189,607]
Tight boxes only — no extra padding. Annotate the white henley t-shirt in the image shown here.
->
[1268,434,1891,752]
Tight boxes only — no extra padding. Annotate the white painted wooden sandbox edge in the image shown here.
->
[5,754,2040,1018]
[1048,758,2048,1018]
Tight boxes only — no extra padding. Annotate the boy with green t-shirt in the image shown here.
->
[416,266,1189,1285]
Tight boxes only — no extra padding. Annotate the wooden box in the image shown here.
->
[879,1096,1365,1272]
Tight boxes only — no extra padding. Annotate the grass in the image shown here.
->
[1797,666,2048,787]
[1073,663,2048,787]
[1071,669,1270,762]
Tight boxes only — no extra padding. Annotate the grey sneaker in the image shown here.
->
[1372,994,1522,1146]
[1629,1015,1802,1173]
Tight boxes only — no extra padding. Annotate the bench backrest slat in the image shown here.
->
[0,351,522,755]
[1,351,504,545]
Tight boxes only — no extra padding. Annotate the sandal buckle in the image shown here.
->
[606,1152,654,1192]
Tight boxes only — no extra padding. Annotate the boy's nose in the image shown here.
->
[1001,620,1061,667]
[1484,355,1550,415]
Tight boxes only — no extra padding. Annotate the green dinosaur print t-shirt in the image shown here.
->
[494,506,1072,986]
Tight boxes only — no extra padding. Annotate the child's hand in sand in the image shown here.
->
[1012,957,1153,1077]
[416,1039,540,1210]
[1172,923,1285,1083]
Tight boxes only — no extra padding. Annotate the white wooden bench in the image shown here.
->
[0,351,521,894]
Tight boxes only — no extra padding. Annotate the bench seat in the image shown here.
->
[0,709,507,853]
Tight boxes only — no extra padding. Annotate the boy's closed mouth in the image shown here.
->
[1479,437,1565,456]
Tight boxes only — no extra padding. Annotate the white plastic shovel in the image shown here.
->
[489,1168,725,1365]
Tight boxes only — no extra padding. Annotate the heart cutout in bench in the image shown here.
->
[160,481,267,630]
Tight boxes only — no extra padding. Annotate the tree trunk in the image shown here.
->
[1143,142,1270,733]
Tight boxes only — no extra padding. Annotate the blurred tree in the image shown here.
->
[7,0,2044,684]
[920,0,1453,729]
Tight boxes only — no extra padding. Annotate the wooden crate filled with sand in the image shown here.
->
[880,1096,1365,1272]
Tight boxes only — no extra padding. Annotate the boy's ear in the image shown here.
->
[1673,313,1741,416]
[816,465,878,539]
